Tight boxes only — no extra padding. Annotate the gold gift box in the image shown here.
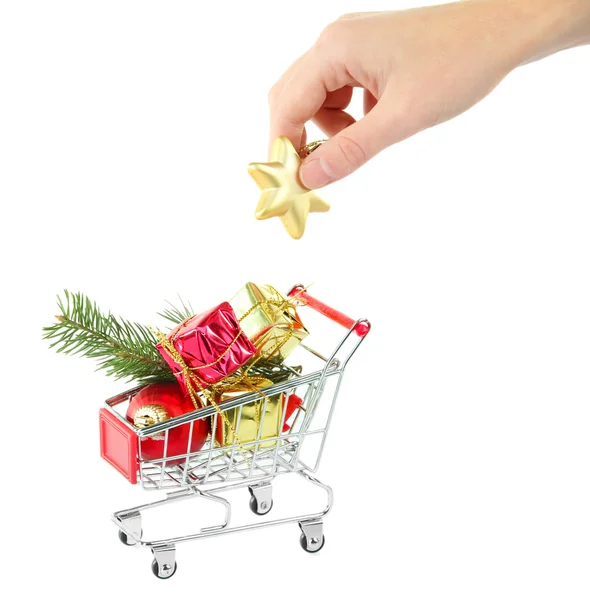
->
[229,283,308,363]
[214,379,285,449]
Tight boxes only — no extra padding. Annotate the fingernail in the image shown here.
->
[300,158,335,189]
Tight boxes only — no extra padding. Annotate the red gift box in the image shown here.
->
[156,302,256,403]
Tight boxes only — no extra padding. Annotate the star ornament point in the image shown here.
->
[248,136,330,239]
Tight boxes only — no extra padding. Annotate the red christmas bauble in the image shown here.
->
[126,382,209,464]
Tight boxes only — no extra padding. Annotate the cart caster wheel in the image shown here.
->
[118,529,142,546]
[151,559,177,579]
[249,495,273,516]
[300,532,325,553]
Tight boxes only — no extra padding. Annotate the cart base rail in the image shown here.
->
[112,470,332,578]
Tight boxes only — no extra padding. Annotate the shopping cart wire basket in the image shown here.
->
[99,284,370,579]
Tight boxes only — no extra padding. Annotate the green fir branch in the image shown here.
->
[43,290,176,384]
[158,296,196,326]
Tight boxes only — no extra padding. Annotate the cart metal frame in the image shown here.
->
[103,285,370,578]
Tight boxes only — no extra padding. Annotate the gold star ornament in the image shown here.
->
[248,136,330,239]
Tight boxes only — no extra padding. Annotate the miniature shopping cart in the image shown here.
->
[99,284,370,579]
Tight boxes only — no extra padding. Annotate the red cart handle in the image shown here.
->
[288,285,370,337]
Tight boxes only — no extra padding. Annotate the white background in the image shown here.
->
[1,0,589,598]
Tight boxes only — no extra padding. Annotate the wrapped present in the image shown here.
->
[214,378,303,449]
[229,283,308,363]
[156,302,257,407]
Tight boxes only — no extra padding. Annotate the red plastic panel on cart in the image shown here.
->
[99,408,138,484]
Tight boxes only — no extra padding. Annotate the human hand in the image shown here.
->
[268,1,590,189]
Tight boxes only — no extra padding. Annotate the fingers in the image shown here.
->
[323,86,354,109]
[299,96,412,188]
[364,89,378,114]
[312,108,356,137]
[267,52,309,156]
[312,86,356,136]
[268,50,354,156]
[268,59,327,154]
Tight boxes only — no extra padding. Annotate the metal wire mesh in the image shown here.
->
[136,371,336,490]
[104,306,369,492]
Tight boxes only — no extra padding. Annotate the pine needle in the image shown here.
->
[158,296,196,326]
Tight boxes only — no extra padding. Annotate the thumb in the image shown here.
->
[299,103,394,189]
